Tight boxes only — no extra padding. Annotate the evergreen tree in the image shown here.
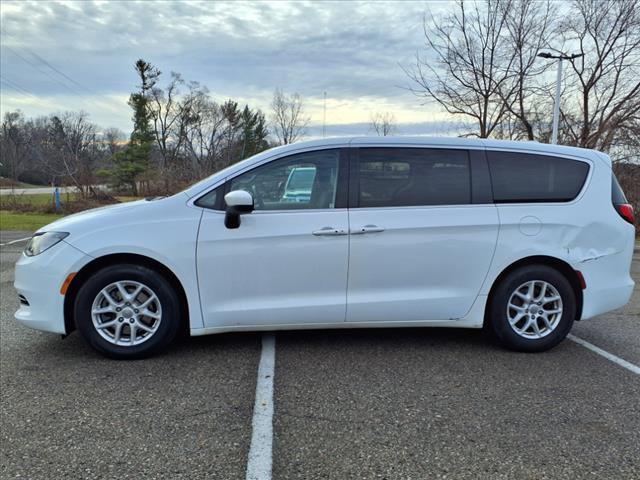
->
[239,106,269,159]
[111,59,160,195]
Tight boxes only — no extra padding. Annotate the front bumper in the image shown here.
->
[14,240,91,334]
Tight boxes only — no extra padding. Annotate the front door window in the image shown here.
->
[228,150,340,210]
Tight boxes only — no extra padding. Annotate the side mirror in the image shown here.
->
[224,190,254,229]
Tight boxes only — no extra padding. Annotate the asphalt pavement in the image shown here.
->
[1,230,639,479]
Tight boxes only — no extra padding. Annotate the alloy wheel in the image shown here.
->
[91,280,162,346]
[506,280,563,339]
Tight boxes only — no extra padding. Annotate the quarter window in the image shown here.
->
[195,186,221,209]
[228,150,340,210]
[357,148,471,207]
[488,151,589,203]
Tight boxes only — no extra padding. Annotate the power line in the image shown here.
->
[21,46,124,109]
[0,74,41,101]
[2,41,125,112]
[4,45,88,98]
[28,49,98,93]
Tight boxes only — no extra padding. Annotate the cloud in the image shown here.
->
[0,0,450,132]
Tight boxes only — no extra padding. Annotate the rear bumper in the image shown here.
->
[14,241,91,334]
[581,281,634,320]
[579,247,635,320]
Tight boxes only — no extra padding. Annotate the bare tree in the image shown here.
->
[180,95,269,177]
[404,0,517,138]
[183,93,227,176]
[370,111,397,136]
[499,0,556,140]
[40,112,99,198]
[149,73,208,173]
[0,111,32,185]
[146,69,271,185]
[150,72,184,171]
[270,88,309,145]
[102,127,126,156]
[556,0,640,152]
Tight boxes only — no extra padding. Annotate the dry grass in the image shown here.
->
[0,193,141,231]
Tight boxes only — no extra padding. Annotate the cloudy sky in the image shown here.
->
[0,0,458,137]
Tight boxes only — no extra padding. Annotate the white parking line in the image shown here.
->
[568,334,640,375]
[0,236,30,247]
[246,334,276,480]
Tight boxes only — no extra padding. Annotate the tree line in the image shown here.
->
[404,0,639,158]
[403,0,639,213]
[1,0,638,201]
[0,60,309,196]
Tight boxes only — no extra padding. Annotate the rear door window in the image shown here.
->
[356,148,471,207]
[487,151,589,203]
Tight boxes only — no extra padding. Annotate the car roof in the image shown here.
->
[294,136,600,157]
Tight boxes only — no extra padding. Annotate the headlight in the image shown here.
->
[24,232,69,257]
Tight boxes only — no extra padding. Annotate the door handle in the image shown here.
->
[312,227,348,236]
[351,224,385,235]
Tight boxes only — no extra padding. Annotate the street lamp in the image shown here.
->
[537,52,584,145]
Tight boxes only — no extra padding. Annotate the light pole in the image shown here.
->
[537,52,584,144]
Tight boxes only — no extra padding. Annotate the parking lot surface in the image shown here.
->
[1,230,639,479]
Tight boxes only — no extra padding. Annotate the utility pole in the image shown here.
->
[322,91,327,138]
[537,52,584,144]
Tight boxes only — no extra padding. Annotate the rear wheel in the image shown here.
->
[487,265,576,352]
[75,264,181,359]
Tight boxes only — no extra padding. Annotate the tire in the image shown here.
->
[487,265,576,352]
[74,263,181,359]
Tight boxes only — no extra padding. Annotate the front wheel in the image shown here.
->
[74,264,181,359]
[487,265,576,352]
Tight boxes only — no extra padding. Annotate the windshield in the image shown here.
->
[285,167,316,192]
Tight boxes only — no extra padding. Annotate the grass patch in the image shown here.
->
[0,195,143,231]
[0,210,64,231]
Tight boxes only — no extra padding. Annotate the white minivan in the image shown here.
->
[14,137,635,359]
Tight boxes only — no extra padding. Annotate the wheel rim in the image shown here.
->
[91,280,162,347]
[506,280,563,339]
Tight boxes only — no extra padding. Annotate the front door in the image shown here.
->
[197,149,349,328]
